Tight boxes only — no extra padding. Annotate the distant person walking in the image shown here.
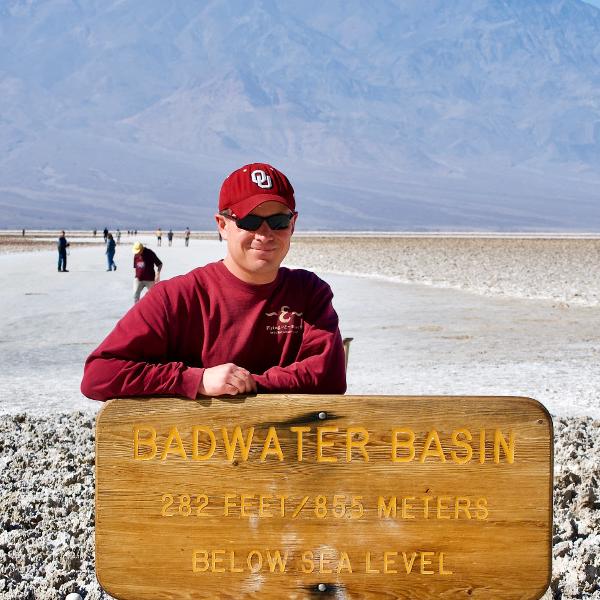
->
[22,228,25,237]
[167,229,174,246]
[116,229,122,244]
[57,230,70,272]
[156,228,162,246]
[132,242,162,303]
[184,227,191,247]
[106,233,117,271]
[103,227,109,242]
[93,229,97,237]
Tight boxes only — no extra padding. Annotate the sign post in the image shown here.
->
[95,395,553,599]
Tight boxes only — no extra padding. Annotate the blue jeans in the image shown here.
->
[107,252,116,271]
[58,251,67,271]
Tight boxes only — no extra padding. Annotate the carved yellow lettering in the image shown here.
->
[476,497,489,520]
[319,552,332,574]
[211,549,225,573]
[338,552,352,573]
[365,552,380,573]
[384,551,398,574]
[192,426,216,461]
[276,495,287,517]
[450,428,473,464]
[247,550,263,573]
[222,426,254,462]
[421,494,432,519]
[391,427,415,462]
[436,496,452,519]
[402,552,417,574]
[377,496,397,518]
[301,551,314,573]
[133,425,157,460]
[259,495,273,517]
[440,552,453,575]
[346,427,369,462]
[494,429,515,463]
[290,426,310,461]
[160,426,187,460]
[192,550,209,573]
[240,494,255,517]
[454,496,472,519]
[401,496,416,519]
[266,550,288,573]
[230,551,243,573]
[224,493,236,516]
[317,426,338,463]
[420,551,434,575]
[479,429,486,463]
[260,426,284,462]
[419,429,446,463]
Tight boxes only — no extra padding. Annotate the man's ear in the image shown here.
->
[215,214,228,241]
[290,212,297,235]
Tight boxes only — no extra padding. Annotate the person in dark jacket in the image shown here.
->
[106,233,117,271]
[57,230,70,272]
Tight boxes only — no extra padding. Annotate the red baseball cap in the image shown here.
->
[218,163,296,218]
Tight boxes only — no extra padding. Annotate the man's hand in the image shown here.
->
[198,363,257,396]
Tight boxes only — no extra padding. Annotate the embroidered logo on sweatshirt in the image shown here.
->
[265,305,303,334]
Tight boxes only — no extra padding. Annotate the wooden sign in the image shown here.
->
[95,395,553,599]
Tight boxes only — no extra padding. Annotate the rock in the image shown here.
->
[554,541,572,558]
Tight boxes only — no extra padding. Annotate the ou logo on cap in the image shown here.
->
[251,169,273,189]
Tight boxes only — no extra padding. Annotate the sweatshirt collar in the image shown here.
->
[215,260,284,296]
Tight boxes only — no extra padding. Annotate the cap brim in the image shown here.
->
[227,194,293,218]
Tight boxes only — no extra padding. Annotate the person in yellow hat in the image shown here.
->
[132,241,162,303]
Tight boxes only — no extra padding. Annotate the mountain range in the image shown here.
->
[1,0,600,230]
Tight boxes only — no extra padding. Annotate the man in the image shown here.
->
[131,241,162,303]
[80,162,346,401]
[57,230,70,272]
[184,227,191,247]
[167,229,174,246]
[106,233,117,272]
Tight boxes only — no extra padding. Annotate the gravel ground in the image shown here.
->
[287,237,600,306]
[0,412,598,599]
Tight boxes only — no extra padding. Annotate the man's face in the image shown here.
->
[216,200,296,284]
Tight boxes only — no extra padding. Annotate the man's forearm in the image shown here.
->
[81,356,203,401]
[253,338,347,394]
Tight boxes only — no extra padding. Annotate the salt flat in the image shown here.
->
[0,234,598,418]
[1,234,598,599]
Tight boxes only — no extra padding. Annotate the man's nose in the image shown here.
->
[253,221,274,237]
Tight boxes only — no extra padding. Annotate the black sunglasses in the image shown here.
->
[222,211,296,231]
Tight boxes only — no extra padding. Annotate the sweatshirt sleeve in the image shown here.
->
[80,286,203,401]
[253,278,347,394]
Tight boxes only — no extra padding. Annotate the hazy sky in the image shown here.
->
[582,0,600,8]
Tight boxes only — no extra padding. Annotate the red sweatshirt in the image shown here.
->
[80,260,346,400]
